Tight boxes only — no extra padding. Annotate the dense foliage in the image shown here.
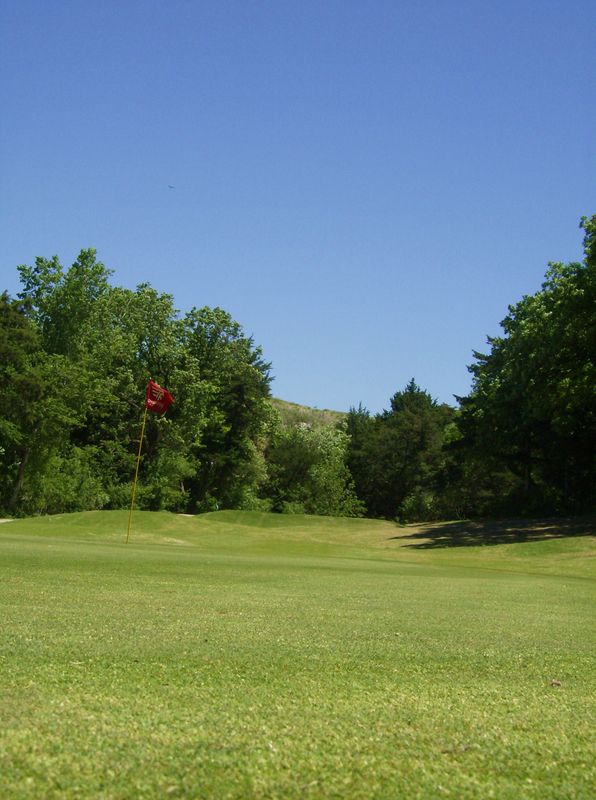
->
[455,215,596,515]
[346,216,595,520]
[1,216,594,519]
[346,383,455,522]
[263,422,363,516]
[1,252,273,515]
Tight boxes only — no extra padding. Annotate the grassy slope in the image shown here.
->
[0,511,594,799]
[270,398,346,428]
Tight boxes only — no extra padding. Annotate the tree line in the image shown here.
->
[1,216,594,520]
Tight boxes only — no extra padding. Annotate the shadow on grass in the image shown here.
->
[394,516,596,549]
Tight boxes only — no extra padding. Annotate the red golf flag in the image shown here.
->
[145,380,174,414]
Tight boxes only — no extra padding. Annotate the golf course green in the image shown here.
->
[1,511,594,798]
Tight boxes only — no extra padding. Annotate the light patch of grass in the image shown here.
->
[270,397,346,428]
[0,511,594,798]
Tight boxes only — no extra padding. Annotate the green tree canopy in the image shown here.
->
[459,215,596,513]
[264,420,363,517]
[2,251,272,515]
[347,381,454,521]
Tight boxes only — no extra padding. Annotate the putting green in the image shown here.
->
[1,511,594,799]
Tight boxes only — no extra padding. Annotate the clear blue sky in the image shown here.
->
[1,0,593,412]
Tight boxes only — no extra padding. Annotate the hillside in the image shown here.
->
[270,397,346,428]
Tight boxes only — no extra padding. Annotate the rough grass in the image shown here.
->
[270,397,346,428]
[0,511,594,799]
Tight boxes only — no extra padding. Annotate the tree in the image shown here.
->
[178,306,272,510]
[264,420,363,517]
[5,251,273,515]
[346,381,454,521]
[0,293,88,513]
[459,215,596,513]
[18,249,112,357]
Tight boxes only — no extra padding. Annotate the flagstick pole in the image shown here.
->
[126,405,148,544]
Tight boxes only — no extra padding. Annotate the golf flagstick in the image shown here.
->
[126,405,148,544]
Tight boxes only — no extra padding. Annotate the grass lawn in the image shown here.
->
[0,511,594,799]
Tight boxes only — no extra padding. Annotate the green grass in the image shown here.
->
[1,511,594,799]
[270,397,346,428]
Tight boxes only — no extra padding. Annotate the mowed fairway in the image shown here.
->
[0,512,594,799]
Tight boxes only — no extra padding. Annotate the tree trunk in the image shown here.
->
[9,448,30,512]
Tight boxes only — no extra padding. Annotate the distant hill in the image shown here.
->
[270,398,346,428]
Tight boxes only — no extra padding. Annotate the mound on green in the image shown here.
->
[1,511,594,799]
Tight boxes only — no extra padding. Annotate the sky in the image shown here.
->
[1,0,593,412]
